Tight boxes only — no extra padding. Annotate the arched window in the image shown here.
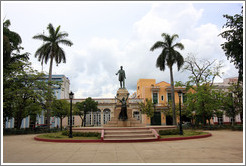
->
[103,109,111,124]
[93,109,101,126]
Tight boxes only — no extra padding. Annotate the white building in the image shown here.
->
[212,77,242,125]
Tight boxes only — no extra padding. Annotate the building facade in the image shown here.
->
[62,97,143,128]
[213,77,242,125]
[137,79,186,125]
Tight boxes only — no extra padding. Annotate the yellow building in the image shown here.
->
[137,79,186,125]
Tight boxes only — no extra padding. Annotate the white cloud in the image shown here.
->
[68,2,238,98]
[2,2,240,98]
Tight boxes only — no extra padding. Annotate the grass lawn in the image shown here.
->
[160,130,209,138]
[37,132,100,140]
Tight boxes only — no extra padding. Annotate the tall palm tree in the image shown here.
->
[150,33,184,125]
[33,23,73,128]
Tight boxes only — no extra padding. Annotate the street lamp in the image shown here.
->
[69,91,74,138]
[84,104,86,127]
[178,90,183,135]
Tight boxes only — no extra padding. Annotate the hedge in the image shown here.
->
[61,130,100,138]
[159,129,180,135]
[3,128,60,135]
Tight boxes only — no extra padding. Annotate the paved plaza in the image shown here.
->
[3,130,243,164]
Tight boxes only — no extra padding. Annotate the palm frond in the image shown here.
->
[55,47,66,64]
[57,39,73,47]
[33,34,50,42]
[173,42,184,50]
[47,23,55,39]
[150,41,164,51]
[55,25,61,37]
[56,32,69,40]
[170,34,179,42]
[156,49,167,71]
[175,52,185,71]
[161,33,169,39]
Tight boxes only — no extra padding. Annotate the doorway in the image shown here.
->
[151,112,161,125]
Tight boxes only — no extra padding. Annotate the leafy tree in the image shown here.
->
[138,99,155,118]
[51,99,69,130]
[3,19,49,129]
[33,23,73,128]
[74,97,98,127]
[74,102,85,127]
[222,83,243,125]
[182,55,225,125]
[219,7,243,82]
[4,63,52,129]
[3,19,25,68]
[150,33,184,125]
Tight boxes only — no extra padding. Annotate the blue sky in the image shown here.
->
[2,1,244,98]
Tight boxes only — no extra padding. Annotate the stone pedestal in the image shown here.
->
[104,88,145,127]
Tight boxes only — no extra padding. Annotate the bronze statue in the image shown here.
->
[115,93,129,121]
[116,66,126,89]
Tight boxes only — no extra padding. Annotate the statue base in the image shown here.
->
[104,88,145,127]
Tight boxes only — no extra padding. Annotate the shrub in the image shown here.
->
[3,128,60,135]
[61,130,100,138]
[231,125,243,131]
[159,129,180,135]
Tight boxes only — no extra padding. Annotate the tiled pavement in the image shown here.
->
[2,130,243,164]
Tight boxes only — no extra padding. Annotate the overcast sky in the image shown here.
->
[2,1,243,99]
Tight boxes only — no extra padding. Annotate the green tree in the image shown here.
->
[3,19,25,68]
[138,99,155,118]
[74,102,85,127]
[33,23,73,128]
[3,19,49,129]
[182,54,233,126]
[222,83,243,125]
[150,33,184,125]
[51,99,69,130]
[4,63,52,129]
[219,7,243,83]
[75,97,98,127]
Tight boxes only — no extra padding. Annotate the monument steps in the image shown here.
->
[103,128,158,141]
[105,129,152,135]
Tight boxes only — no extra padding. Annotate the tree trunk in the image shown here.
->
[240,111,243,124]
[202,102,206,126]
[231,114,235,126]
[169,66,176,125]
[16,117,22,129]
[60,117,63,131]
[79,116,83,127]
[3,117,6,129]
[47,57,54,129]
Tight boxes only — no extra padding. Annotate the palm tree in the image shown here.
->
[150,33,184,125]
[33,23,73,128]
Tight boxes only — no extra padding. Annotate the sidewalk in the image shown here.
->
[3,130,243,164]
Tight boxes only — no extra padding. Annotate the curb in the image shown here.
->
[159,133,212,141]
[34,137,102,143]
[34,133,212,143]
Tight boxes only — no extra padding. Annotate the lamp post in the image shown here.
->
[69,91,74,138]
[178,90,183,135]
[84,104,86,127]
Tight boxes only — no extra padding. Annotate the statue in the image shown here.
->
[115,66,126,89]
[115,93,129,121]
